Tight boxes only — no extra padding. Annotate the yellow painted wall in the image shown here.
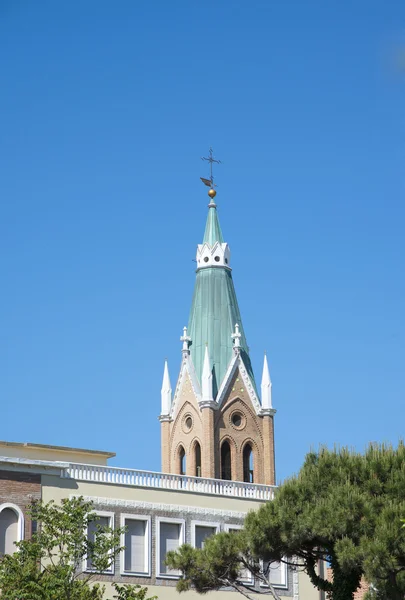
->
[0,443,111,465]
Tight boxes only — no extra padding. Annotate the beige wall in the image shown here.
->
[299,567,320,600]
[101,582,267,599]
[0,443,112,466]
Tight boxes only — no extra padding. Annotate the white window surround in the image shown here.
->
[120,514,151,577]
[224,524,253,585]
[83,510,115,575]
[0,503,25,544]
[155,516,185,579]
[191,520,220,549]
[259,559,288,589]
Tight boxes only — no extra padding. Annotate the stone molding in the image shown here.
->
[70,494,247,519]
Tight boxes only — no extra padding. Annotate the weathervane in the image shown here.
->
[200,147,221,201]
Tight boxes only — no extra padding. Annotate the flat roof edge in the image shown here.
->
[0,440,116,458]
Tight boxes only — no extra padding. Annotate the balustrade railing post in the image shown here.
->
[64,462,275,499]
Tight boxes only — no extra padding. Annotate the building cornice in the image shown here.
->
[70,495,247,519]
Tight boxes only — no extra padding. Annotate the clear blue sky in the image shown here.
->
[1,1,404,482]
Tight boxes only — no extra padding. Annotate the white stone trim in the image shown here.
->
[224,523,243,532]
[0,502,25,545]
[293,556,299,600]
[170,355,203,419]
[190,519,220,548]
[83,510,115,575]
[70,495,247,519]
[238,358,262,414]
[216,352,239,407]
[216,354,262,415]
[120,513,151,577]
[155,516,185,579]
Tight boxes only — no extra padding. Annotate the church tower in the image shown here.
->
[159,152,276,485]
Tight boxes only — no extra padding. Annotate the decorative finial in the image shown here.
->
[231,323,241,349]
[200,147,221,202]
[180,326,191,353]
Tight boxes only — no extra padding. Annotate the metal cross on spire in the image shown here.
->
[200,148,221,199]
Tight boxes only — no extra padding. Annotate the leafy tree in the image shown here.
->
[0,496,156,600]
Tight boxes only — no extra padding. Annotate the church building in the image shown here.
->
[0,158,320,600]
[160,177,275,486]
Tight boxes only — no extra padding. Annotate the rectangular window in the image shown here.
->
[120,514,150,576]
[156,517,185,578]
[85,512,114,574]
[191,521,220,549]
[261,560,288,588]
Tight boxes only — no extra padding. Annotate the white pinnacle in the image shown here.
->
[261,353,272,409]
[201,345,213,403]
[160,360,172,416]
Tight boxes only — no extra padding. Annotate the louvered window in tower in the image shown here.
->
[195,442,201,477]
[243,444,254,483]
[179,446,186,475]
[221,441,232,480]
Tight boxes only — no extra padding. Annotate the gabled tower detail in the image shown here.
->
[159,158,276,484]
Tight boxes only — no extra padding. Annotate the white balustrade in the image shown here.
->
[61,463,276,501]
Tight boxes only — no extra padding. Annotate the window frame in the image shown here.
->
[120,513,151,577]
[83,510,115,575]
[259,559,288,589]
[191,520,220,549]
[155,516,185,579]
[224,524,253,584]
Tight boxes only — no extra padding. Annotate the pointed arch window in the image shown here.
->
[243,444,254,483]
[221,441,232,481]
[179,446,186,476]
[195,442,202,477]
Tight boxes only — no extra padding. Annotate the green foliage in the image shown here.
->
[165,530,284,600]
[112,583,157,600]
[0,496,157,600]
[166,531,250,593]
[167,443,405,600]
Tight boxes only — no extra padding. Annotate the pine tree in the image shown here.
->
[166,444,405,600]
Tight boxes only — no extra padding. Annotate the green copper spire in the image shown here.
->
[203,203,224,246]
[188,201,257,398]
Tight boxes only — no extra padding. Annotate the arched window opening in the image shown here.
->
[179,446,186,475]
[195,442,202,477]
[221,441,232,481]
[0,508,19,555]
[243,444,254,483]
